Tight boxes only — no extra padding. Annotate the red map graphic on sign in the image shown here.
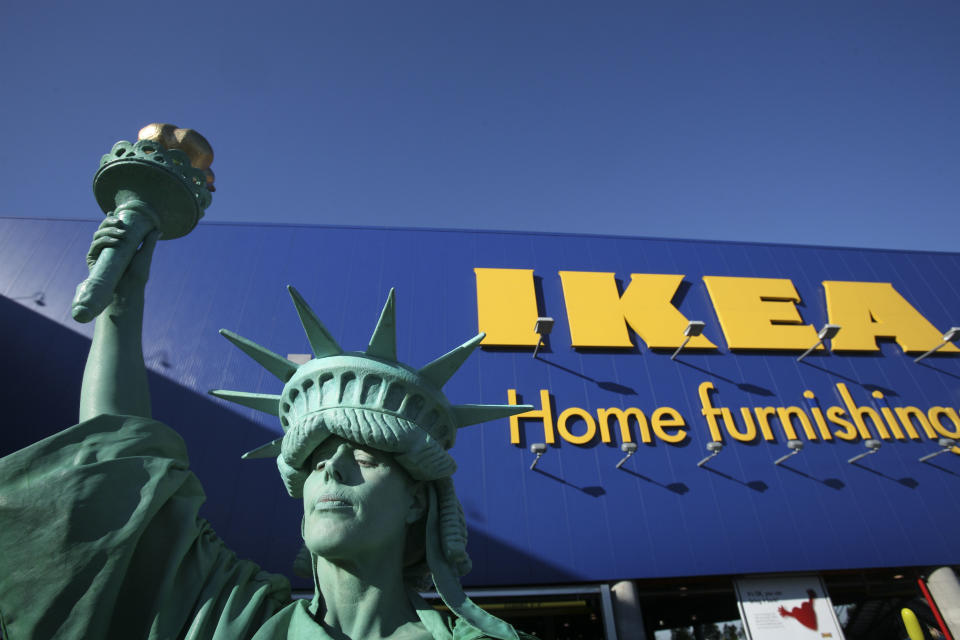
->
[778,590,819,631]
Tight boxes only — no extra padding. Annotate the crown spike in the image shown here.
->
[219,329,299,382]
[287,285,343,358]
[209,389,282,415]
[452,403,534,428]
[241,437,283,460]
[366,288,397,360]
[419,333,485,388]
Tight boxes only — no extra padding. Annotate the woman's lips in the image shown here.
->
[314,494,353,511]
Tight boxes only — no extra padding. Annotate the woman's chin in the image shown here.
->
[305,527,357,557]
[306,539,352,560]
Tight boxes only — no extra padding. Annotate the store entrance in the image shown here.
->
[425,585,614,640]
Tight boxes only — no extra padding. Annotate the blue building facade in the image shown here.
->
[2,216,959,637]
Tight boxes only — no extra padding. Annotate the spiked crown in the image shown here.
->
[210,286,532,640]
[211,286,530,496]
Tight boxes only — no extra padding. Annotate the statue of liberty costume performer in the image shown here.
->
[220,286,537,640]
[0,128,534,640]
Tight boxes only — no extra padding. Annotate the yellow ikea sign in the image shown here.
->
[474,268,957,354]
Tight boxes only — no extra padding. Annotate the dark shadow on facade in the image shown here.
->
[777,463,845,490]
[699,466,768,492]
[916,361,960,381]
[2,294,312,586]
[463,526,584,586]
[849,461,919,488]
[675,360,774,396]
[534,356,637,395]
[533,467,606,497]
[800,361,896,395]
[618,467,690,495]
[920,460,960,477]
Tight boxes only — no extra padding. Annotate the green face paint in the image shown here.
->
[303,437,420,561]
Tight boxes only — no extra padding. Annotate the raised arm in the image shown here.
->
[79,219,160,422]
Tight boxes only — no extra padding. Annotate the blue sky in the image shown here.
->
[1,2,957,251]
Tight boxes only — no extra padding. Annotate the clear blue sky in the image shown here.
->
[2,2,957,251]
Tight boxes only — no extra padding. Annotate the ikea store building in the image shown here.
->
[2,216,960,640]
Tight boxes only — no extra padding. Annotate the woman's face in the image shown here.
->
[302,436,423,561]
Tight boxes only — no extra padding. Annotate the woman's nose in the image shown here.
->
[324,444,351,482]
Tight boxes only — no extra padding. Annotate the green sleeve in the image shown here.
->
[451,618,537,640]
[0,414,291,640]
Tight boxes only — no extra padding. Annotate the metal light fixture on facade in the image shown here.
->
[697,441,723,468]
[797,324,842,363]
[913,327,960,363]
[616,442,639,469]
[529,442,547,470]
[532,317,554,359]
[847,439,882,464]
[774,440,804,466]
[918,438,957,462]
[671,320,706,361]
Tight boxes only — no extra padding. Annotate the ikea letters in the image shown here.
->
[474,268,957,354]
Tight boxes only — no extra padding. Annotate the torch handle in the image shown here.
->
[71,202,158,323]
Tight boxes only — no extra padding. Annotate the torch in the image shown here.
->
[71,124,214,322]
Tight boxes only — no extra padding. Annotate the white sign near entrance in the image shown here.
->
[734,575,845,640]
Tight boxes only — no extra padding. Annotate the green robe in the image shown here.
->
[0,416,527,640]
